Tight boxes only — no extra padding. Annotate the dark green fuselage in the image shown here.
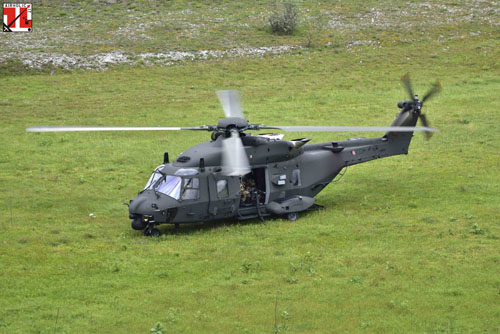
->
[128,107,417,226]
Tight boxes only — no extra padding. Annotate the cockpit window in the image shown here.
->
[181,177,200,200]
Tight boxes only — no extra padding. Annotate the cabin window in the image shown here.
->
[292,169,301,186]
[182,177,200,200]
[217,180,229,198]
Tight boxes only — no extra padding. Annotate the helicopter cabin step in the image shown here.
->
[237,206,268,220]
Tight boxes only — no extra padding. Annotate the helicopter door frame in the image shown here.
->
[243,167,269,205]
[264,168,270,204]
[254,167,269,204]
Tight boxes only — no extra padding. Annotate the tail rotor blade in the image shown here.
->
[221,129,250,176]
[422,81,442,103]
[419,113,434,140]
[419,113,429,128]
[400,73,415,101]
[216,90,244,119]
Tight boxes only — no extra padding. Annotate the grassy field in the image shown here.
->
[1,1,499,333]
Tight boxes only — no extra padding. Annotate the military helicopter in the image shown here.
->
[27,74,440,236]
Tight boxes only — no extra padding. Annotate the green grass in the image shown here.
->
[1,1,499,333]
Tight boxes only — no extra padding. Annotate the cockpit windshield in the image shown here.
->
[144,167,199,201]
[156,175,182,200]
[144,167,163,190]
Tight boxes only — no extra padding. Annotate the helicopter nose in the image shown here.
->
[129,196,148,214]
[128,191,178,226]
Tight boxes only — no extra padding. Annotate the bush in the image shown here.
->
[268,2,298,35]
[150,322,166,334]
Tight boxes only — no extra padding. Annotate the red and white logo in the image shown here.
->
[3,3,32,32]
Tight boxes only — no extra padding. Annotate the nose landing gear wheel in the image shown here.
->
[287,212,299,221]
[144,225,161,237]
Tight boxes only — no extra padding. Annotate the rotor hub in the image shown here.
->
[216,117,249,131]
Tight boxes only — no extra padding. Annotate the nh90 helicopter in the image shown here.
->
[27,74,440,236]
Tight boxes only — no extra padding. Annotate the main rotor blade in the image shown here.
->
[400,73,415,101]
[221,129,250,176]
[421,81,442,103]
[216,90,244,119]
[26,126,211,132]
[260,125,439,133]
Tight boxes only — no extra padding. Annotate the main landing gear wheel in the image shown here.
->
[287,212,299,221]
[144,225,161,237]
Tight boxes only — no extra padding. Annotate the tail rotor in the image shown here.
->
[400,73,441,140]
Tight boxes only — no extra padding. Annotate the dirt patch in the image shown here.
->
[0,46,302,71]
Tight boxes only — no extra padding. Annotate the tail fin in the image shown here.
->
[383,103,419,155]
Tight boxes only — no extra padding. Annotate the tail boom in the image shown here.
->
[305,108,420,167]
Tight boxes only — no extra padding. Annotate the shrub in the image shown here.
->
[150,322,165,334]
[268,2,298,35]
[470,223,485,235]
